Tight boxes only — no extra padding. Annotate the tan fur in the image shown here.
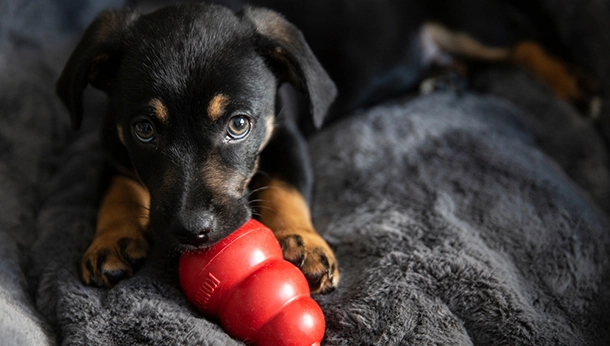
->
[117,125,125,145]
[200,159,247,202]
[423,23,511,61]
[96,176,149,236]
[258,179,313,231]
[201,163,230,197]
[80,176,150,286]
[160,170,177,194]
[424,23,586,103]
[257,178,339,293]
[207,94,229,121]
[510,41,581,101]
[149,98,169,123]
[261,115,275,151]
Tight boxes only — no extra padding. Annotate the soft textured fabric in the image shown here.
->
[1,0,610,345]
[310,93,610,345]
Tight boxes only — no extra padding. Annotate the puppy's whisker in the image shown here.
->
[248,200,264,208]
[273,104,290,127]
[254,170,272,179]
[243,185,280,199]
[111,215,150,222]
[115,200,151,211]
[249,205,278,214]
[245,186,272,196]
[274,105,285,125]
[241,187,266,199]
[247,198,269,204]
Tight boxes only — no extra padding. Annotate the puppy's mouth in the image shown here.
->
[155,206,252,253]
[173,242,212,253]
[169,230,227,253]
[172,226,213,248]
[169,227,234,252]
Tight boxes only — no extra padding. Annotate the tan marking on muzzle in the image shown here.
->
[201,160,246,201]
[207,94,230,121]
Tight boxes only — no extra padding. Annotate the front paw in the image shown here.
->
[276,230,339,294]
[80,232,149,287]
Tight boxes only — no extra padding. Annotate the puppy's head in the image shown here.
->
[56,4,336,248]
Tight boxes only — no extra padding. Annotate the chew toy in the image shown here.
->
[179,219,325,346]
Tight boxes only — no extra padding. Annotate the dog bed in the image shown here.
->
[1,0,610,345]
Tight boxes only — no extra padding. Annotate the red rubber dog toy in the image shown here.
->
[179,219,325,346]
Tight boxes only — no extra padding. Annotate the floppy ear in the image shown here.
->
[56,9,139,130]
[244,7,337,128]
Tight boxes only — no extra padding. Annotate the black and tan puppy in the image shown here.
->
[56,3,338,293]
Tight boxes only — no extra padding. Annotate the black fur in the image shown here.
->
[56,3,336,249]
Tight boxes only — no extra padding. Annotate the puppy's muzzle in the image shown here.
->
[171,211,216,247]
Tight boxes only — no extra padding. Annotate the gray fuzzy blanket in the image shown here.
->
[2,0,610,345]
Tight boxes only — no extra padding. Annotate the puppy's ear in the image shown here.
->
[56,9,139,130]
[244,7,337,128]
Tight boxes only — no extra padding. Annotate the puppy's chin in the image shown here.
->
[172,242,209,253]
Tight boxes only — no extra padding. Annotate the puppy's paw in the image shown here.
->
[276,230,339,294]
[80,232,149,287]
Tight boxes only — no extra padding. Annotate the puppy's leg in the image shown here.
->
[253,124,338,294]
[256,178,338,293]
[80,175,150,287]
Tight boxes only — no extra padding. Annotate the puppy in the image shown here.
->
[56,3,339,293]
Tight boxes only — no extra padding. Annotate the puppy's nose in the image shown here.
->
[171,213,215,247]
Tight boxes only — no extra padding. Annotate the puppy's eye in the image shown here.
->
[133,119,155,143]
[227,115,251,140]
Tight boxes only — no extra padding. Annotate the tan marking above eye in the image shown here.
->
[200,158,247,201]
[207,94,230,121]
[261,114,275,151]
[149,98,168,123]
[117,125,125,145]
